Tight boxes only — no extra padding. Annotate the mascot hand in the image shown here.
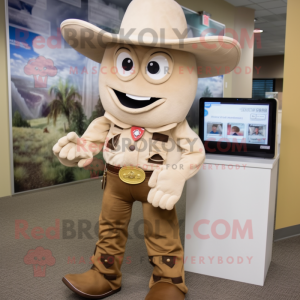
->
[147,167,185,210]
[52,132,94,168]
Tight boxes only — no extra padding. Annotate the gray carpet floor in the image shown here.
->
[0,179,300,300]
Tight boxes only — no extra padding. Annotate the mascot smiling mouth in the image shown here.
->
[113,89,161,109]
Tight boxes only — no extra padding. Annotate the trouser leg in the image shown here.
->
[92,171,134,290]
[142,202,188,294]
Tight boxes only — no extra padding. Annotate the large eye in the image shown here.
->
[116,52,135,77]
[146,56,169,80]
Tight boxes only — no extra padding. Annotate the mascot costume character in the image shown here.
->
[53,0,241,299]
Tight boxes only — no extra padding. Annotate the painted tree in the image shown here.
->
[48,79,82,130]
[202,86,213,98]
[12,111,31,128]
[88,96,105,124]
[70,102,87,136]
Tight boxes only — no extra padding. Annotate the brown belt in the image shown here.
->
[106,164,153,178]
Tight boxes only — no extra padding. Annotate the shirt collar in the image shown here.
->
[104,112,178,133]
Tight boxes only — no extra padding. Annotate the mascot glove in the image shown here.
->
[52,132,96,168]
[147,166,186,210]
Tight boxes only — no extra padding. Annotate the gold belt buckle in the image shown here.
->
[119,166,146,184]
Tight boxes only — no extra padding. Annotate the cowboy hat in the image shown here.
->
[61,0,241,78]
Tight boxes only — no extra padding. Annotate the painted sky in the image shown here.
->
[9,25,85,90]
[196,76,224,100]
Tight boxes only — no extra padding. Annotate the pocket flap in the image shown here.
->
[106,134,121,150]
[147,151,167,162]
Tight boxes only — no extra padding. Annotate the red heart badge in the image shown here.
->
[131,127,145,141]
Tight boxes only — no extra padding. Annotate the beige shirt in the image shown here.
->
[82,112,205,180]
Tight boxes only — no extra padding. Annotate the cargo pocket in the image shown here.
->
[147,133,169,165]
[103,125,123,165]
[105,125,123,151]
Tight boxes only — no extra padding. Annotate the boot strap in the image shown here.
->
[153,274,183,284]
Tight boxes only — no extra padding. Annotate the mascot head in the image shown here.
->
[61,0,241,127]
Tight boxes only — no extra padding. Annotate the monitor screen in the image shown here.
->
[199,98,277,158]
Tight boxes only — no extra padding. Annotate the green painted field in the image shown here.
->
[13,115,104,193]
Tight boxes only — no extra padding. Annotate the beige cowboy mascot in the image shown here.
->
[53,0,241,299]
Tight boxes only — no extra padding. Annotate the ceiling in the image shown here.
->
[224,0,287,57]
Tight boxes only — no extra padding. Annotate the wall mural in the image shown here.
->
[6,0,224,193]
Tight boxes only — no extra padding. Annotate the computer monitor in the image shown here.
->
[199,98,278,158]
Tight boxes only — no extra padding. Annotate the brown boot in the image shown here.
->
[145,283,185,300]
[62,267,121,299]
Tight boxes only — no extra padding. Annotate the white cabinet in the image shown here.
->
[184,154,279,286]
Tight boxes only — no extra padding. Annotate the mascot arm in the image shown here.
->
[52,116,110,168]
[147,120,205,210]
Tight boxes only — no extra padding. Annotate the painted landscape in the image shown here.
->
[8,0,130,193]
[12,80,105,193]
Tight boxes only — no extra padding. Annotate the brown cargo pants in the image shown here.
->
[91,169,188,294]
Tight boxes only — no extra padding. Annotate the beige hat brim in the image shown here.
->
[61,19,241,78]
